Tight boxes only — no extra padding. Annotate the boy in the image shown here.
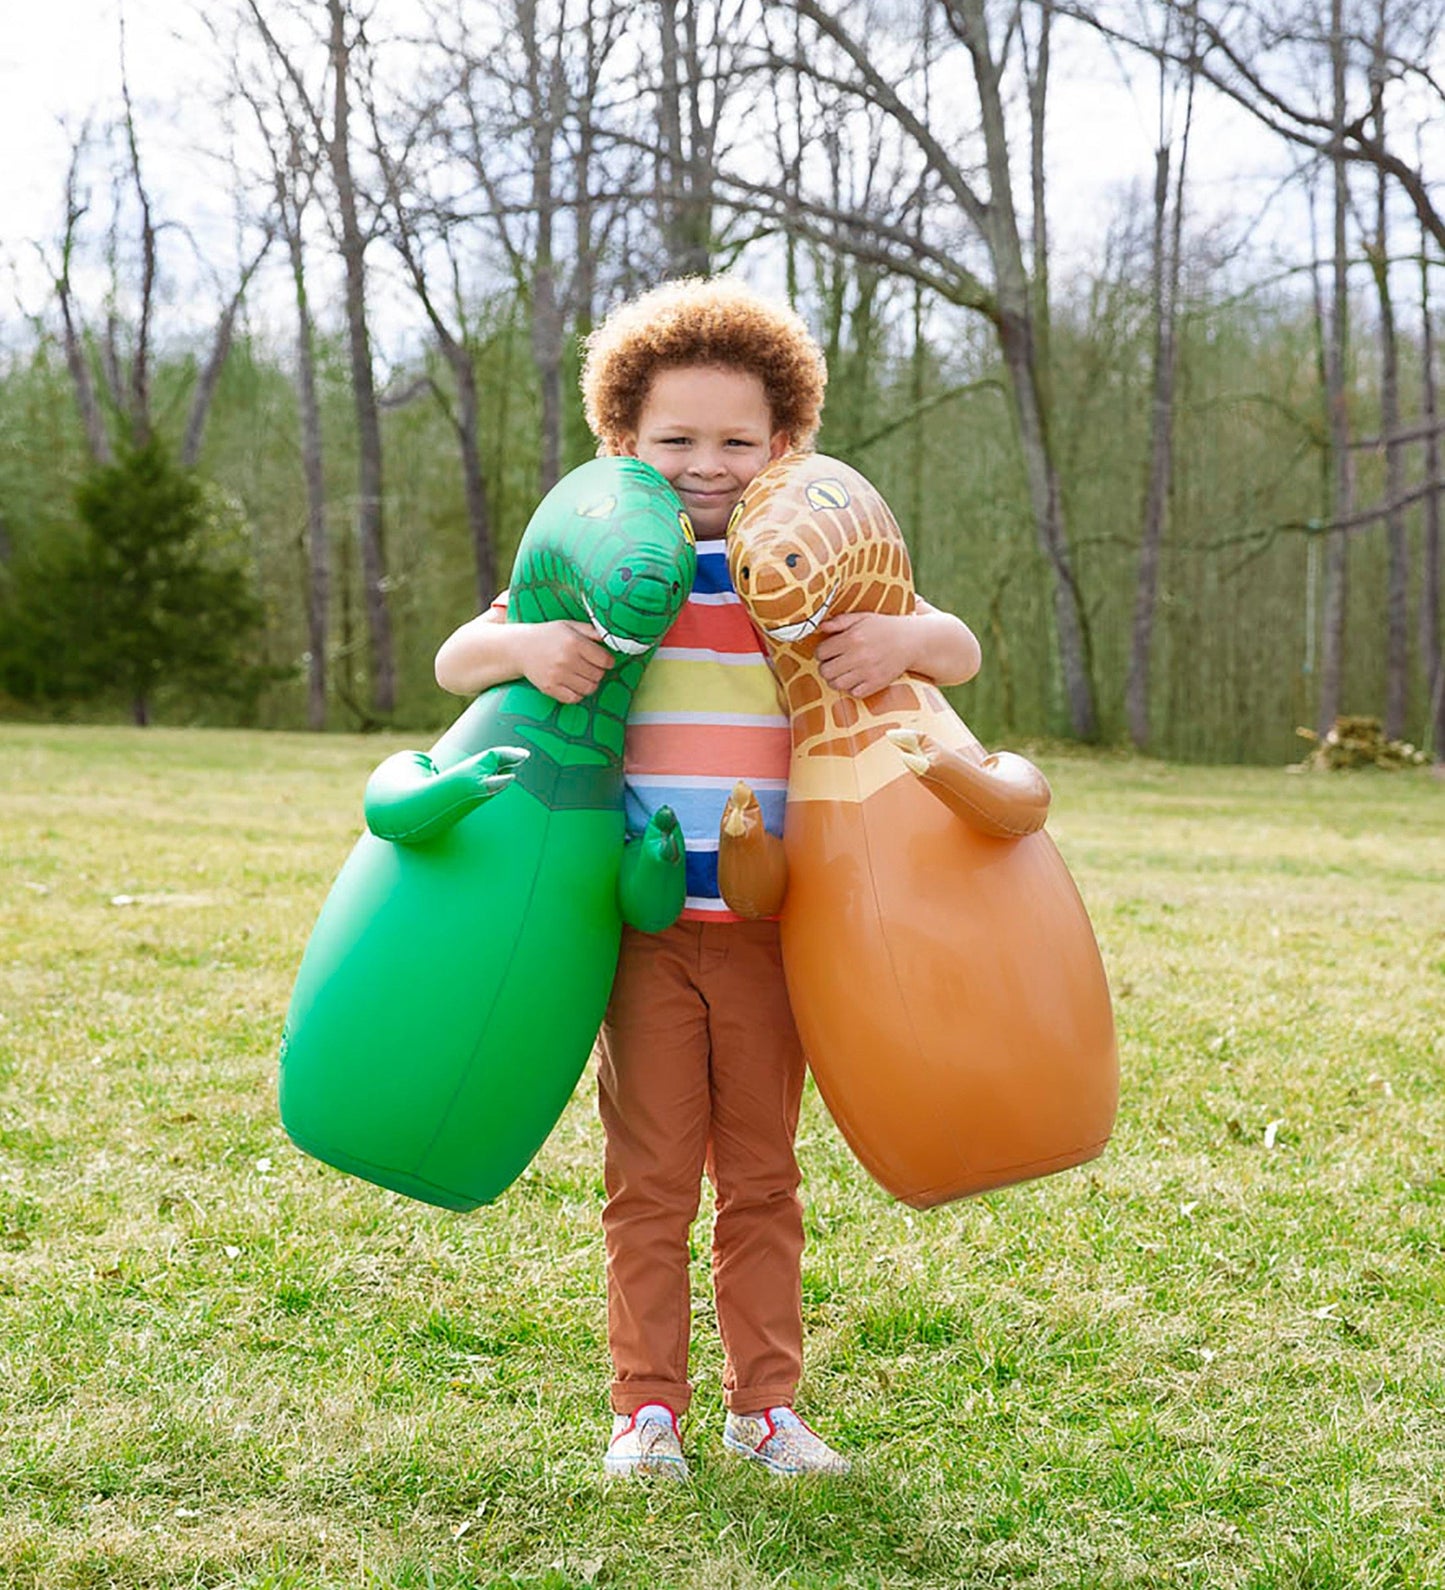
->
[434,278,980,1478]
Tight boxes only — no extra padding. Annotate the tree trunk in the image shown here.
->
[1127,145,1177,750]
[998,307,1095,738]
[530,232,562,496]
[454,353,499,611]
[988,574,1017,729]
[120,53,157,451]
[1318,0,1352,734]
[1373,199,1408,739]
[182,237,273,471]
[58,292,111,466]
[839,265,881,455]
[1422,226,1444,761]
[533,280,564,497]
[569,4,603,471]
[521,0,564,494]
[288,212,330,732]
[959,0,1095,737]
[328,0,394,717]
[1127,22,1195,751]
[1369,13,1408,740]
[655,0,712,275]
[1026,0,1053,406]
[909,276,928,589]
[57,146,113,465]
[1306,180,1330,700]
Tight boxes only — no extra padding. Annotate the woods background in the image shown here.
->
[2,0,1443,765]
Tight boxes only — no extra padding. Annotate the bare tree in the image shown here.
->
[1364,9,1408,740]
[447,0,632,496]
[653,0,746,276]
[43,67,270,473]
[325,0,393,715]
[366,60,503,610]
[179,238,274,469]
[1422,222,1445,760]
[525,0,571,491]
[227,14,333,731]
[48,136,113,466]
[115,27,158,452]
[739,0,1099,737]
[1069,0,1445,256]
[283,148,334,734]
[1316,0,1354,735]
[1126,0,1198,750]
[245,0,397,718]
[807,96,911,456]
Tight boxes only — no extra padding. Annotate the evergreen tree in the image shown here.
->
[1,441,271,725]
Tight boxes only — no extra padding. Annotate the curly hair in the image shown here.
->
[581,277,827,452]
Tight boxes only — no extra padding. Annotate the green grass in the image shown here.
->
[2,724,1443,1589]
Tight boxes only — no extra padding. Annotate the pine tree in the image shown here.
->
[4,441,270,725]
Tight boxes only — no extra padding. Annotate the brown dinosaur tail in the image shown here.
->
[718,780,789,918]
[886,730,1051,838]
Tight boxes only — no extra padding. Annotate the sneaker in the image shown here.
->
[723,1407,851,1476]
[603,1402,689,1481]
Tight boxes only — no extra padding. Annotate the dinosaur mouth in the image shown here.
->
[583,595,651,656]
[763,582,841,644]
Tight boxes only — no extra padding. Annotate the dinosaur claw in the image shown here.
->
[487,746,531,772]
[723,780,758,838]
[886,727,931,777]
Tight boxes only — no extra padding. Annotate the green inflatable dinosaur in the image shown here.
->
[279,457,697,1211]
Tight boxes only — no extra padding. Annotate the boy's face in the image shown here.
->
[620,365,789,538]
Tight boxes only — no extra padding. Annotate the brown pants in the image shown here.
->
[597,918,807,1416]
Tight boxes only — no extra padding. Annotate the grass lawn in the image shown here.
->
[1,723,1443,1590]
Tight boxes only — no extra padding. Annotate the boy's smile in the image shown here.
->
[621,366,789,538]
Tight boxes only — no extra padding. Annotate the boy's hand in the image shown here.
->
[815,612,916,699]
[520,621,615,703]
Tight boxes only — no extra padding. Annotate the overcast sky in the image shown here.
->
[2,1,229,328]
[0,0,1407,361]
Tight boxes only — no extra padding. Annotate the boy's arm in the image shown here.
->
[814,597,981,698]
[435,608,615,703]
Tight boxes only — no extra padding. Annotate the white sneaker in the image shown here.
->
[603,1402,689,1481]
[723,1406,851,1476]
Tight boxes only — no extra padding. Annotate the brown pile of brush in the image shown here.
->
[1295,715,1428,770]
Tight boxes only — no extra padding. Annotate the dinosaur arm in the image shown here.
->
[363,747,530,845]
[717,780,789,918]
[617,806,687,932]
[886,730,1050,838]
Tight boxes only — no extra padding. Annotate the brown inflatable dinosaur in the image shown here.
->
[718,452,1117,1208]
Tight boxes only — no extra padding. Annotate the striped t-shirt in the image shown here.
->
[491,535,791,922]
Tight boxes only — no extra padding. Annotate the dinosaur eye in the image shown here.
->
[786,553,801,569]
[670,581,680,596]
[740,565,751,583]
[619,567,632,581]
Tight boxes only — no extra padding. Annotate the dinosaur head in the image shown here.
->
[726,452,915,652]
[509,457,697,656]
